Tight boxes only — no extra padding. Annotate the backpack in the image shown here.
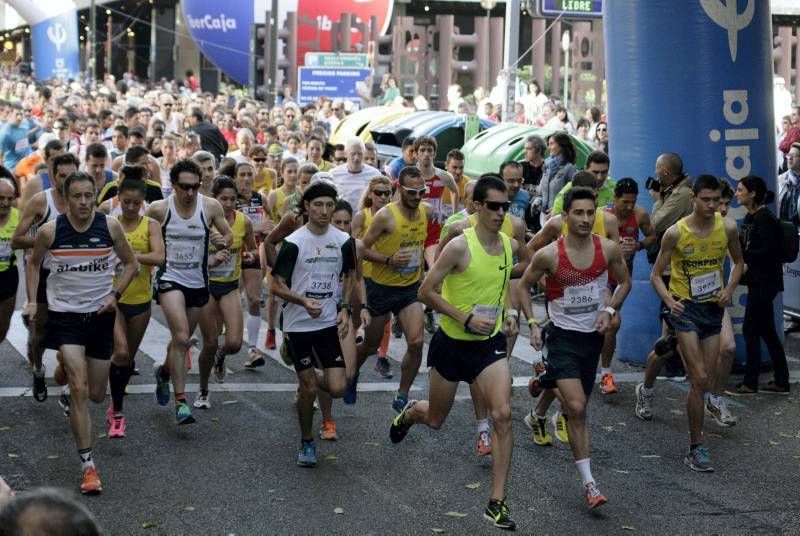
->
[780,219,799,263]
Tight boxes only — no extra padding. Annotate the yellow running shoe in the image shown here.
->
[552,412,570,443]
[523,413,553,446]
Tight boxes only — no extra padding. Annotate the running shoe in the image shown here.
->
[80,467,102,495]
[389,399,417,443]
[476,430,492,456]
[392,393,409,414]
[600,372,618,395]
[424,308,437,334]
[319,420,338,441]
[58,388,71,418]
[175,402,196,425]
[32,367,47,402]
[213,350,226,383]
[484,499,516,531]
[391,316,402,338]
[374,356,393,379]
[584,482,607,509]
[265,329,277,350]
[108,415,126,438]
[523,414,553,446]
[684,445,714,472]
[552,412,569,443]
[727,382,758,395]
[297,441,317,467]
[153,363,171,406]
[705,399,736,427]
[761,381,790,394]
[634,383,654,421]
[131,360,140,376]
[193,393,211,409]
[245,347,266,368]
[343,372,359,405]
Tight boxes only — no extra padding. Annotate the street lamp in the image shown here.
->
[561,30,570,106]
[480,0,497,99]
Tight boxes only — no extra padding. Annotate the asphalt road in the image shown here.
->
[1,311,800,535]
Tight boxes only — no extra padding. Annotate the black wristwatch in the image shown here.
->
[112,290,123,301]
[340,303,352,316]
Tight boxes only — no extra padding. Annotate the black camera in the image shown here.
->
[645,176,661,192]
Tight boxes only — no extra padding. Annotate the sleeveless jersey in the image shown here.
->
[468,213,515,238]
[358,208,374,279]
[116,215,153,305]
[422,168,450,244]
[0,208,19,272]
[209,211,246,283]
[42,188,62,224]
[237,191,266,245]
[545,235,608,333]
[369,203,427,287]
[157,195,210,289]
[669,214,728,303]
[46,212,117,313]
[271,187,289,222]
[608,207,639,274]
[440,227,512,341]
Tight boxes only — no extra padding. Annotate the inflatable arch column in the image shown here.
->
[604,0,778,364]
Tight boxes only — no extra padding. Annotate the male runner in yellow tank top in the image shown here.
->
[354,167,434,413]
[391,175,520,531]
[650,175,743,473]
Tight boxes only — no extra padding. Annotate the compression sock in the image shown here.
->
[109,363,133,412]
[575,458,594,486]
[246,312,261,348]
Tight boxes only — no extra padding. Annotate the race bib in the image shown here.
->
[0,240,11,263]
[208,253,235,279]
[690,271,721,300]
[396,247,421,276]
[563,283,601,315]
[306,271,336,299]
[169,241,199,269]
[472,304,500,322]
[241,206,264,227]
[14,137,28,153]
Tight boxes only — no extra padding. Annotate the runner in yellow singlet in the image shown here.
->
[0,179,19,344]
[107,178,165,438]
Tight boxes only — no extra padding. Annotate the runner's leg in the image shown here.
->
[396,302,424,397]
[473,359,513,501]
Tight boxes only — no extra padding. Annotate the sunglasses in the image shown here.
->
[401,185,427,197]
[372,189,392,197]
[176,182,201,191]
[163,103,173,107]
[335,157,347,163]
[596,128,607,132]
[483,200,511,212]
[253,157,267,163]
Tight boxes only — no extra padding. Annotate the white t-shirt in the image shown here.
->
[330,163,381,210]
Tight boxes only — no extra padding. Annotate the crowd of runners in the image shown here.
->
[0,74,793,532]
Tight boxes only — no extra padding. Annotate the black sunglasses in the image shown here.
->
[335,157,347,163]
[372,189,392,197]
[484,200,511,212]
[176,182,201,191]
[253,157,267,163]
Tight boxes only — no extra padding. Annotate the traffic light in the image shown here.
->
[250,23,266,100]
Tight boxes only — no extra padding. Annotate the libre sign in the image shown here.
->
[539,0,602,18]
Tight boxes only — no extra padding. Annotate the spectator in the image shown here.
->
[228,128,255,164]
[539,132,576,223]
[779,142,800,226]
[188,107,228,162]
[779,105,800,155]
[650,152,693,237]
[386,137,416,180]
[327,100,346,131]
[522,79,548,123]
[551,150,615,215]
[0,104,32,170]
[585,106,602,140]
[381,75,401,106]
[330,137,381,209]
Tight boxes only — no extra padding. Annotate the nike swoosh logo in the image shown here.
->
[499,264,511,270]
[494,350,506,356]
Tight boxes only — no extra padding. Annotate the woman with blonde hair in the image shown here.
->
[351,175,394,379]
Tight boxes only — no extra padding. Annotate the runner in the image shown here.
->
[415,135,459,334]
[231,162,271,365]
[97,146,165,205]
[390,175,519,531]
[25,171,138,494]
[0,179,19,344]
[517,186,631,508]
[194,176,257,408]
[351,175,394,379]
[270,181,356,467]
[649,175,743,471]
[354,166,433,412]
[12,152,79,402]
[146,159,233,426]
[105,178,165,437]
[599,178,655,393]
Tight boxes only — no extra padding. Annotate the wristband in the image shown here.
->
[527,317,538,327]
[112,290,123,301]
[463,313,474,329]
[385,254,392,265]
[340,303,352,315]
[507,309,519,318]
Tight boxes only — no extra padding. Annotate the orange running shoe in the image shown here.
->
[265,329,277,350]
[80,467,102,495]
[476,430,492,456]
[585,482,607,509]
[319,419,338,441]
[600,372,618,395]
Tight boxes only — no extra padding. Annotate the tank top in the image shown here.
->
[209,211,246,283]
[440,227,512,341]
[422,168,450,242]
[158,159,173,198]
[468,213,515,238]
[560,211,606,238]
[236,191,265,245]
[116,215,153,305]
[0,208,19,272]
[545,235,608,333]
[46,212,117,313]
[42,188,62,225]
[109,197,148,217]
[359,208,374,279]
[271,187,288,222]
[669,214,728,303]
[370,203,427,287]
[157,195,210,289]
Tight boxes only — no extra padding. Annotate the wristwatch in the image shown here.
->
[603,306,616,317]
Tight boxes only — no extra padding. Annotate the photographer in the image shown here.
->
[649,153,693,237]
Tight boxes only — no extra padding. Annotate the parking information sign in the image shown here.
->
[297,67,372,105]
[305,53,370,68]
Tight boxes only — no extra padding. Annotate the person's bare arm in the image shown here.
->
[598,239,631,334]
[100,218,138,314]
[516,245,556,349]
[511,216,530,278]
[361,207,394,264]
[24,222,54,319]
[352,210,367,239]
[637,207,657,249]
[435,218,469,260]
[720,218,744,308]
[11,193,45,250]
[525,216,560,257]
[241,218,259,265]
[604,211,619,242]
[97,199,112,214]
[205,197,233,249]
[20,175,42,210]
[144,199,168,224]
[138,218,166,266]
[650,225,680,312]
[442,171,459,214]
